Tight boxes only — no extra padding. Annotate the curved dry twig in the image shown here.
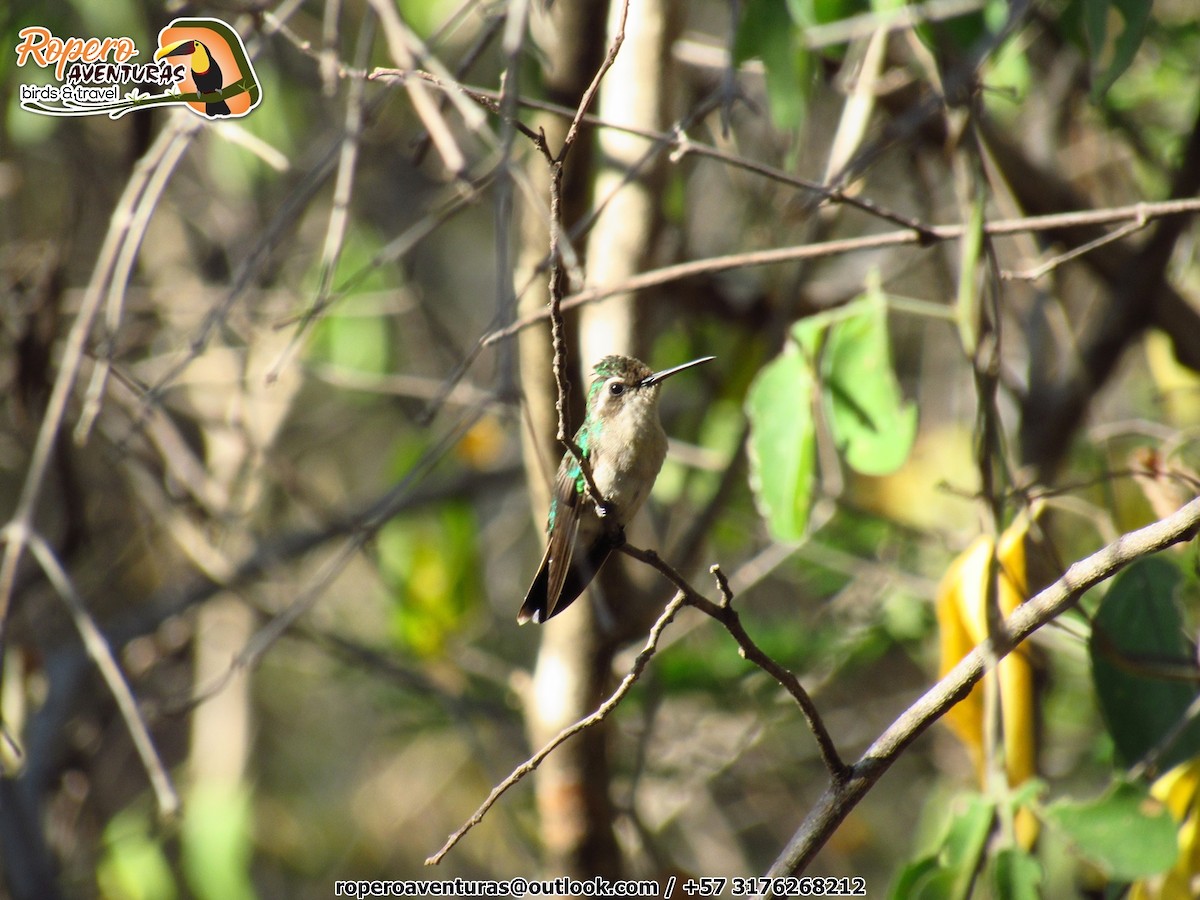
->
[24,531,179,820]
[427,533,861,865]
[425,584,689,865]
[619,547,849,782]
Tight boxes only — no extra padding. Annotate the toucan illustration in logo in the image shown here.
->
[155,38,231,117]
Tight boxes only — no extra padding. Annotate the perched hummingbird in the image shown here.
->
[518,354,715,625]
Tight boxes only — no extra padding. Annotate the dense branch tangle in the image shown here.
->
[410,2,1200,880]
[425,0,850,867]
[363,68,1200,350]
[429,486,1200,876]
[427,549,845,864]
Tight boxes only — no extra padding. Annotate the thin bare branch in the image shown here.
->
[0,118,200,654]
[425,586,689,865]
[24,531,179,820]
[376,68,937,236]
[482,198,1200,345]
[266,13,375,383]
[75,116,202,443]
[367,0,477,176]
[1001,215,1150,282]
[619,545,849,782]
[557,0,630,158]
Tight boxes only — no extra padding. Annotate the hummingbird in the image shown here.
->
[518,354,715,625]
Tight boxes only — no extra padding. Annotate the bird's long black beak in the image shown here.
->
[639,356,715,387]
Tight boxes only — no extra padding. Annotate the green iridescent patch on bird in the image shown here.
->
[589,356,653,398]
[593,356,625,378]
[572,424,594,493]
[518,354,715,625]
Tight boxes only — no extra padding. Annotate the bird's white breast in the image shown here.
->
[592,396,667,521]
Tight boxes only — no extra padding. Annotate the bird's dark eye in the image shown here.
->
[609,382,625,396]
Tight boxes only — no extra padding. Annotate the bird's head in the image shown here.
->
[586,354,714,425]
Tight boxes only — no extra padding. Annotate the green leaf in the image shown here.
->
[890,793,995,900]
[822,285,917,475]
[746,346,817,541]
[735,0,809,129]
[97,807,179,900]
[1089,556,1200,770]
[909,869,960,900]
[1095,0,1152,98]
[1082,0,1152,99]
[1064,0,1152,100]
[941,792,995,876]
[182,782,256,900]
[990,847,1043,900]
[891,857,943,900]
[378,503,479,656]
[1043,779,1177,880]
[1080,0,1110,62]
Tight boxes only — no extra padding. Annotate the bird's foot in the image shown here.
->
[611,524,626,548]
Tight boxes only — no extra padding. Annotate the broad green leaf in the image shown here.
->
[1079,0,1109,61]
[746,347,817,541]
[791,313,827,359]
[1043,779,1177,880]
[822,286,917,475]
[1064,0,1152,100]
[909,870,959,900]
[1090,556,1200,770]
[735,0,808,129]
[890,857,942,900]
[890,793,994,900]
[990,847,1043,900]
[1088,0,1152,99]
[941,792,996,874]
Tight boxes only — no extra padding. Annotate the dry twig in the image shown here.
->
[425,584,688,865]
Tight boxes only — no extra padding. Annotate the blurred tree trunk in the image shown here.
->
[516,0,619,880]
[518,0,682,879]
[582,0,681,643]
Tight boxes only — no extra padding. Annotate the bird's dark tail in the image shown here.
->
[517,541,613,625]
